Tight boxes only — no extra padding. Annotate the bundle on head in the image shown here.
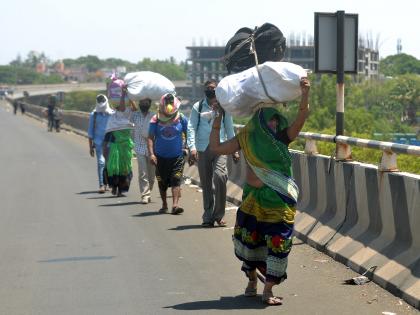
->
[224,23,286,74]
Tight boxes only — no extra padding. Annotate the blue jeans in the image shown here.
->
[95,145,106,187]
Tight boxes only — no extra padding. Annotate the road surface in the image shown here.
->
[0,100,417,314]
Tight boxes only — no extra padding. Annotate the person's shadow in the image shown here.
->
[168,224,204,231]
[132,211,163,217]
[164,295,267,311]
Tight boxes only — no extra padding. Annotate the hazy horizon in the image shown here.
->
[2,0,419,65]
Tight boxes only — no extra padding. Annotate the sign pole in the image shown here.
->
[336,10,345,136]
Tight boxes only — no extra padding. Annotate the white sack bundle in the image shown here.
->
[105,109,134,133]
[124,71,175,101]
[216,62,307,117]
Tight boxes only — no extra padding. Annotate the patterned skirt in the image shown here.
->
[233,184,295,284]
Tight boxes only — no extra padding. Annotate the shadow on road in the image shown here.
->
[164,295,267,311]
[87,196,121,200]
[99,201,142,207]
[76,191,100,195]
[132,211,162,217]
[168,224,204,231]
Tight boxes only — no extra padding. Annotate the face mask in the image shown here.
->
[139,105,150,113]
[96,102,106,111]
[205,89,216,99]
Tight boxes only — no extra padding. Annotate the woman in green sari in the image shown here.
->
[103,89,135,197]
[210,78,310,306]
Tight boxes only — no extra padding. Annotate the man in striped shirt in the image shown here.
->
[132,98,155,204]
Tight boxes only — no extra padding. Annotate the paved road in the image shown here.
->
[0,101,417,315]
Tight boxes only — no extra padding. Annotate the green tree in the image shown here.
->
[380,53,420,76]
[0,66,63,84]
[63,91,102,112]
[136,57,186,80]
[75,55,103,72]
[386,74,420,125]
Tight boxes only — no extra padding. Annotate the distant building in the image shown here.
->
[185,46,227,100]
[283,45,315,71]
[357,47,379,80]
[36,62,47,74]
[63,66,88,82]
[54,60,65,73]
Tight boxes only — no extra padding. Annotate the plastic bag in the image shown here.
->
[124,71,175,101]
[108,78,126,103]
[215,62,308,117]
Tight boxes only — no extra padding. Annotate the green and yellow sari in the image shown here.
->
[234,107,298,284]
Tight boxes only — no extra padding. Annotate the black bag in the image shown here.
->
[224,23,286,74]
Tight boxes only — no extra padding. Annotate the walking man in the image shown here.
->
[132,98,155,204]
[148,93,187,215]
[88,94,114,193]
[187,79,239,227]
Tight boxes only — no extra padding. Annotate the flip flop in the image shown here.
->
[262,292,283,306]
[158,207,168,214]
[244,280,258,297]
[171,207,184,215]
[215,219,227,227]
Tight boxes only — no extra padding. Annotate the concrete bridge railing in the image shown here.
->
[14,99,420,309]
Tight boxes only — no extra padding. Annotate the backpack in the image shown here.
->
[224,23,286,74]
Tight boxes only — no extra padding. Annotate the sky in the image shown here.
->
[1,0,419,65]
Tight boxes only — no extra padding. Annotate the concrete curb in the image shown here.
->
[291,152,420,309]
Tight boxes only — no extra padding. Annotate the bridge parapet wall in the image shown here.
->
[292,152,420,308]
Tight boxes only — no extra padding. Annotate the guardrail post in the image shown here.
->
[336,142,352,160]
[304,139,318,155]
[379,150,398,172]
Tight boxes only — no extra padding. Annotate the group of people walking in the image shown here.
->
[87,76,311,306]
[88,81,236,222]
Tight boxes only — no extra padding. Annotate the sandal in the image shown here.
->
[262,291,283,306]
[171,207,184,215]
[111,186,117,196]
[158,207,168,214]
[244,280,258,297]
[216,219,227,227]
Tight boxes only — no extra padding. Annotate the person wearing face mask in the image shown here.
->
[148,93,188,215]
[88,94,115,193]
[131,98,156,204]
[187,79,239,228]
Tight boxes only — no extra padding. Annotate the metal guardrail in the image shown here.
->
[299,132,420,157]
[234,124,419,171]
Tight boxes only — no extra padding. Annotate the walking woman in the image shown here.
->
[103,88,135,197]
[210,78,310,306]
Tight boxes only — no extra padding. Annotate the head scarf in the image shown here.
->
[157,93,181,122]
[95,94,114,114]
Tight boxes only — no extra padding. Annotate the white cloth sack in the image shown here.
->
[216,62,307,117]
[105,109,134,133]
[124,71,175,101]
